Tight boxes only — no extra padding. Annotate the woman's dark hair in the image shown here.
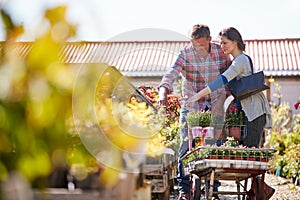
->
[190,24,210,39]
[219,27,246,51]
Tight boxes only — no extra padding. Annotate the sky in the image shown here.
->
[0,0,300,41]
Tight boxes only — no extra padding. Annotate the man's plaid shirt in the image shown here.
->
[160,42,231,110]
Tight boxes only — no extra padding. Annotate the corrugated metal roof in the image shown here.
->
[1,39,299,77]
[245,39,300,76]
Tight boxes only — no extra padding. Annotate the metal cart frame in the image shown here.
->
[181,147,275,200]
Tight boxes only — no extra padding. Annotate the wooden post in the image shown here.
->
[209,169,215,199]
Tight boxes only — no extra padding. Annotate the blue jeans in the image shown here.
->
[177,108,190,194]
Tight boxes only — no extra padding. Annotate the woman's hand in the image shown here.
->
[185,93,200,107]
[187,93,200,103]
[185,87,212,107]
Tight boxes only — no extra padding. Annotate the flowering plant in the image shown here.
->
[225,104,243,126]
[138,85,181,147]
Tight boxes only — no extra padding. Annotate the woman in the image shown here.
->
[187,27,272,147]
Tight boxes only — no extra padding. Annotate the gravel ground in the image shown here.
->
[170,173,300,200]
[261,173,300,200]
[216,173,300,200]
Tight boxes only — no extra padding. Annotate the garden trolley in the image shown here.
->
[181,146,275,200]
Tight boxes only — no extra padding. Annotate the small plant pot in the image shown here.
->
[192,126,203,138]
[191,126,203,147]
[260,156,267,162]
[203,127,214,139]
[209,155,218,159]
[235,156,243,160]
[223,156,231,160]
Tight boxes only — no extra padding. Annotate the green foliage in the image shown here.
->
[185,110,213,128]
[0,9,24,40]
[0,6,80,184]
[182,150,200,165]
[237,149,249,157]
[269,129,300,178]
[266,80,300,179]
[158,119,181,148]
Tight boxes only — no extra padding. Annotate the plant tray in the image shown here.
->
[181,146,275,172]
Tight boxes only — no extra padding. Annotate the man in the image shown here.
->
[157,24,231,200]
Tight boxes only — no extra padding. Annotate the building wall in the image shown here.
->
[270,77,300,114]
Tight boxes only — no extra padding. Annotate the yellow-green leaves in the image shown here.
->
[0,5,76,184]
[0,9,24,40]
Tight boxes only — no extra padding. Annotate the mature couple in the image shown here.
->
[157,24,272,200]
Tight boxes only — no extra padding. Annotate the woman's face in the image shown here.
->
[220,36,237,55]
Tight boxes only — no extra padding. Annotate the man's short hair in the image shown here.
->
[190,24,210,39]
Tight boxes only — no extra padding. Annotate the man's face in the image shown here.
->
[191,36,211,58]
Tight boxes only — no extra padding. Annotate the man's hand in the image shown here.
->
[157,86,169,107]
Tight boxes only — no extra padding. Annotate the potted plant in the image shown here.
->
[185,111,201,128]
[248,148,257,161]
[225,104,244,140]
[254,150,263,161]
[221,137,237,159]
[185,110,212,128]
[260,151,268,162]
[240,148,249,160]
[185,110,213,146]
[207,145,220,159]
[233,146,248,160]
[222,148,233,159]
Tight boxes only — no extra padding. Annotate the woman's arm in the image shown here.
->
[187,55,248,104]
[186,75,228,104]
[186,87,211,104]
